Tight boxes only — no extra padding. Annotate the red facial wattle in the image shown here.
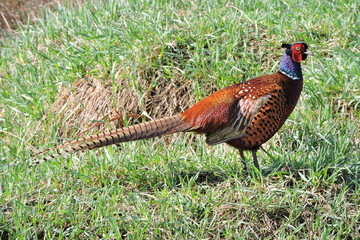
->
[291,44,305,63]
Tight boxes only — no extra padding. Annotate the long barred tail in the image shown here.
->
[32,114,192,165]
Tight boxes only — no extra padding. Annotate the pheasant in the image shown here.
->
[33,42,310,170]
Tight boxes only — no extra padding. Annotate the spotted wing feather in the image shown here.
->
[206,95,271,145]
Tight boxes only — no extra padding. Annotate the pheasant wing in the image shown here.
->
[206,94,271,145]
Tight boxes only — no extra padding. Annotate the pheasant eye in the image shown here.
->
[295,47,300,50]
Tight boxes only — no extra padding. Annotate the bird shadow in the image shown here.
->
[174,170,227,186]
[170,162,359,190]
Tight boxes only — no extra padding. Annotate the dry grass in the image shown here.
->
[48,66,195,138]
[0,0,57,34]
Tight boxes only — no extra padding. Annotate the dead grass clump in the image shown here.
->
[47,64,195,140]
[0,0,56,35]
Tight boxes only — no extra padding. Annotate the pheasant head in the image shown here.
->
[279,42,310,80]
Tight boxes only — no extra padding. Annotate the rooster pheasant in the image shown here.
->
[33,42,310,170]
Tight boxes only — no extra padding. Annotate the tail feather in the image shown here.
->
[32,114,192,165]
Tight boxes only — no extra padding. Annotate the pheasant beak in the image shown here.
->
[304,50,313,55]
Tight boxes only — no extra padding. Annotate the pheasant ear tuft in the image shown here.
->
[281,43,291,49]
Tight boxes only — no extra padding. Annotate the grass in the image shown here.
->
[1,0,359,239]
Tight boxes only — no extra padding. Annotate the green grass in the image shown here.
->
[1,0,359,239]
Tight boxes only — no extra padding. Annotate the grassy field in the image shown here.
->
[1,0,359,239]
